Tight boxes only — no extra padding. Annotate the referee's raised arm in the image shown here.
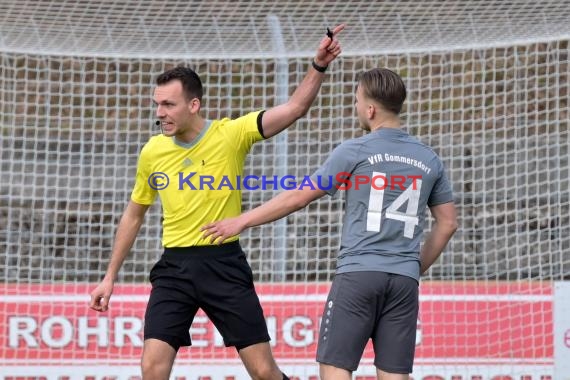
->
[259,24,345,139]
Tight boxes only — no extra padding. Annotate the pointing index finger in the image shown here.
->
[330,24,345,37]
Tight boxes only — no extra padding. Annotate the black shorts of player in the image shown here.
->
[144,240,270,351]
[316,271,419,374]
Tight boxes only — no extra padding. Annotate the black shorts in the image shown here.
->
[144,241,270,351]
[316,271,419,374]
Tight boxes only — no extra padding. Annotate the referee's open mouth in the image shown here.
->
[160,121,174,132]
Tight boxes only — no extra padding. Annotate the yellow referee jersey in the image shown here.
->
[131,111,264,247]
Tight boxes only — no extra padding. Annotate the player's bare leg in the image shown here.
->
[238,342,284,380]
[377,368,409,380]
[319,363,351,380]
[141,338,177,380]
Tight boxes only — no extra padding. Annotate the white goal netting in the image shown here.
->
[1,0,569,378]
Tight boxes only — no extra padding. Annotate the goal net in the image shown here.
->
[1,0,569,378]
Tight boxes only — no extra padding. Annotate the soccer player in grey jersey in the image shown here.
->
[202,68,458,380]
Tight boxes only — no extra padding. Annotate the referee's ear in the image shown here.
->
[188,97,201,115]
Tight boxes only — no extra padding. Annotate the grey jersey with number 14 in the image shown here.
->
[311,128,453,282]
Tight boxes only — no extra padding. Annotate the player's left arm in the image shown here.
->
[419,201,458,275]
[260,24,345,139]
[202,185,327,244]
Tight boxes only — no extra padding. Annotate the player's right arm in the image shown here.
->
[201,186,327,245]
[89,200,149,312]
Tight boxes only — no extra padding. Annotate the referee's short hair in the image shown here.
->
[157,66,203,102]
[357,68,407,115]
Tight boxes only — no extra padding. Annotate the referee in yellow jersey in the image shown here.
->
[89,25,345,380]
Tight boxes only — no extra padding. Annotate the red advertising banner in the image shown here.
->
[0,282,554,379]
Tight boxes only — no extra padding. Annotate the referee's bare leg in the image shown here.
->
[141,339,177,380]
[239,342,288,380]
[141,340,286,380]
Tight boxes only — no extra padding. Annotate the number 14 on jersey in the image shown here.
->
[366,171,422,238]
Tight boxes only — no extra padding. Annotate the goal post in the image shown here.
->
[1,1,569,378]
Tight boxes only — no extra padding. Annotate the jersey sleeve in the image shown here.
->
[130,143,157,206]
[223,110,265,155]
[311,141,358,196]
[427,162,454,206]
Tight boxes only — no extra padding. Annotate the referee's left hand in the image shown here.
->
[89,279,114,312]
[201,216,245,245]
[314,24,345,68]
